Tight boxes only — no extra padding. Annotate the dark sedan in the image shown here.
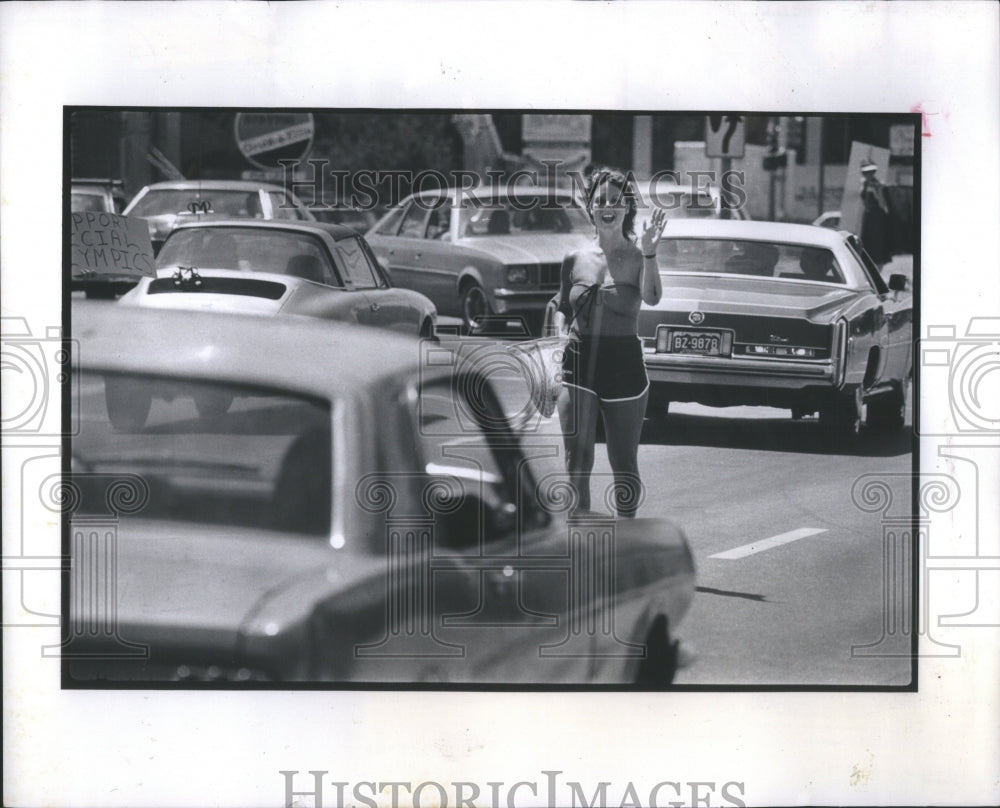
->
[66,303,696,685]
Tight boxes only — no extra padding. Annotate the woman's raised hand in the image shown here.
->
[640,208,667,256]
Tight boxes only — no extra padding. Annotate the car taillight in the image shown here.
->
[832,318,848,387]
[745,345,819,358]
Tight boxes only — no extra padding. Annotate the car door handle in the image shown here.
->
[370,301,380,312]
[387,249,395,257]
[414,252,422,261]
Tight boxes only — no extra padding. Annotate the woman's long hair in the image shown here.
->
[585,167,638,239]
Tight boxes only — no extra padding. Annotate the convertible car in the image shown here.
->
[366,186,594,333]
[119,219,437,341]
[65,303,695,685]
[640,220,913,440]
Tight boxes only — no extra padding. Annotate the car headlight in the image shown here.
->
[506,265,531,285]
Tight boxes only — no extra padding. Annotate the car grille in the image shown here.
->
[538,262,561,288]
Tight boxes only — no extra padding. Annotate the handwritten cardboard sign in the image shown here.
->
[71,212,155,278]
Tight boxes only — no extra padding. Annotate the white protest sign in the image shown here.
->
[71,212,156,278]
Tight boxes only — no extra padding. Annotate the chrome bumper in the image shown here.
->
[643,347,835,391]
[491,288,557,312]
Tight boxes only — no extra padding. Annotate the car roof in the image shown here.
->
[138,180,293,193]
[72,178,125,188]
[657,218,846,247]
[407,185,580,203]
[167,217,359,241]
[74,301,434,395]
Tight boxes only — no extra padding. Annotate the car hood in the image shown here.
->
[75,520,355,653]
[454,233,592,264]
[649,274,858,320]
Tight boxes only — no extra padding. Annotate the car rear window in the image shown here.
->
[654,238,845,283]
[458,197,591,237]
[157,227,341,285]
[129,189,262,218]
[72,372,333,535]
[72,191,107,213]
[643,189,719,219]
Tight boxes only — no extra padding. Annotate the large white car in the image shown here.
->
[119,218,437,341]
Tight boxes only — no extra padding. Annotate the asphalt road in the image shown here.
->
[479,345,915,687]
[72,306,915,687]
[633,402,913,686]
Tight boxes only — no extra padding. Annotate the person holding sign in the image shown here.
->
[859,160,891,270]
[548,168,665,518]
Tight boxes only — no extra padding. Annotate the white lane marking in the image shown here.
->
[709,528,828,560]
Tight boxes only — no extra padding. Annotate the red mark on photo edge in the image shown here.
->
[911,103,936,137]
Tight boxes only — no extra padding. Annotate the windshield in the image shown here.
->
[653,238,845,283]
[457,197,591,237]
[72,371,333,534]
[157,226,337,283]
[72,191,107,213]
[129,189,263,218]
[642,190,720,219]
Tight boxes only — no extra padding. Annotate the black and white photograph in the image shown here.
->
[64,108,918,689]
[3,3,998,807]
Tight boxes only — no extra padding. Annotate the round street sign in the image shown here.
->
[234,112,315,170]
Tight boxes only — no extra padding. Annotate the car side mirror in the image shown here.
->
[888,273,907,292]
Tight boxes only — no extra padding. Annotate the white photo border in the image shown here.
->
[2,2,998,807]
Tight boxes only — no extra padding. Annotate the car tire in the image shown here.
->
[460,282,490,334]
[819,388,863,443]
[866,382,907,431]
[635,615,678,688]
[193,390,234,418]
[105,378,152,432]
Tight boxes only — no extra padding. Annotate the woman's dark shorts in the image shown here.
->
[562,336,649,402]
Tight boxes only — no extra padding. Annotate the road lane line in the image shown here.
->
[709,528,828,560]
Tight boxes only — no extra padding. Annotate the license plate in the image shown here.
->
[659,328,729,356]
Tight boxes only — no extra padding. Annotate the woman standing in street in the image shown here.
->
[549,169,665,517]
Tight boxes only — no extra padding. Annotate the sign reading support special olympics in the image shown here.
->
[234,112,315,170]
[71,212,155,278]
